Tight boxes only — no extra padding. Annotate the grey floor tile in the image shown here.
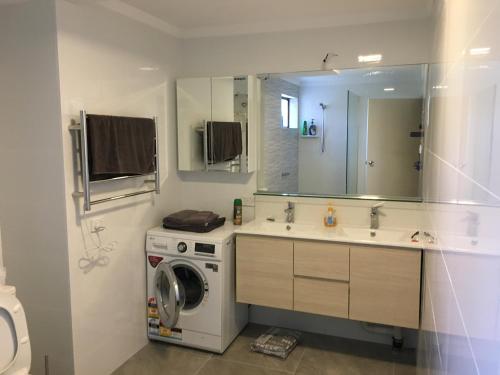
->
[394,362,418,375]
[301,331,416,366]
[112,341,212,375]
[197,358,290,375]
[218,324,304,373]
[296,347,393,375]
[296,332,417,375]
[112,325,419,375]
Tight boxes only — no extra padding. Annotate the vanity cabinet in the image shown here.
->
[293,240,349,318]
[294,241,349,281]
[236,234,422,329]
[294,277,349,318]
[349,246,421,329]
[236,235,294,309]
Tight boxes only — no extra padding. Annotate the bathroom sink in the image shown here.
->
[338,227,411,243]
[252,221,317,235]
[437,234,481,249]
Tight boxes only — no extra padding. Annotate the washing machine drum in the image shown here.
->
[155,262,207,328]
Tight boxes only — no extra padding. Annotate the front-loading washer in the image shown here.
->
[145,225,248,353]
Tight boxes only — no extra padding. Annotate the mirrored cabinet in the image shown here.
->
[177,75,257,173]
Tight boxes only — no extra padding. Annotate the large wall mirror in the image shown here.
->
[257,64,428,201]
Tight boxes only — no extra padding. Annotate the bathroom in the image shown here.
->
[0,0,499,374]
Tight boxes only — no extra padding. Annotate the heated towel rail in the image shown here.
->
[69,110,160,212]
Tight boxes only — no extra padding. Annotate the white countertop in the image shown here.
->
[234,220,424,250]
[233,220,499,256]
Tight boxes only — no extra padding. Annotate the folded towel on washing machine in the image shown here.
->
[162,210,225,233]
[164,210,219,225]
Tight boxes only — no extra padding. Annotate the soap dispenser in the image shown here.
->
[324,205,337,227]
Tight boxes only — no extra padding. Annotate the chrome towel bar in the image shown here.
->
[69,110,160,211]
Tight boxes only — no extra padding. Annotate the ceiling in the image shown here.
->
[96,0,434,38]
[277,65,426,98]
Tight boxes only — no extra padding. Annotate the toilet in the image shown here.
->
[0,285,31,375]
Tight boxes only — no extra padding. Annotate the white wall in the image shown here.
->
[177,18,433,218]
[418,0,500,374]
[0,1,74,374]
[55,1,181,374]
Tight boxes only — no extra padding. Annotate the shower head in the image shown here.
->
[321,53,340,74]
[320,103,327,110]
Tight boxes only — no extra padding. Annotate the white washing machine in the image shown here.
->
[145,225,248,353]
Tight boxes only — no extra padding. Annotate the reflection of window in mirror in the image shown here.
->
[281,94,298,129]
[281,95,290,128]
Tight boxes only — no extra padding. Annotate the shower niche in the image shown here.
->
[176,75,258,173]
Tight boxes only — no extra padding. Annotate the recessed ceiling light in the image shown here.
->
[384,87,395,92]
[469,47,491,56]
[358,54,383,63]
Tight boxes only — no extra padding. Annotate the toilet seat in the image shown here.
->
[0,285,31,375]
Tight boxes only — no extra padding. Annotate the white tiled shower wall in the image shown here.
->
[260,78,300,192]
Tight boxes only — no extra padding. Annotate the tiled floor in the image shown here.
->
[113,324,417,375]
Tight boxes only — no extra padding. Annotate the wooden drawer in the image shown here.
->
[294,240,349,281]
[294,277,348,318]
[236,235,294,310]
[349,246,421,329]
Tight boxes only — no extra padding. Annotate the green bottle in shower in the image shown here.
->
[302,120,308,135]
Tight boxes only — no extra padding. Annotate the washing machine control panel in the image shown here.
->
[146,234,225,260]
[194,243,216,255]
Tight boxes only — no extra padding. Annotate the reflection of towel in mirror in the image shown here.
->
[206,121,242,163]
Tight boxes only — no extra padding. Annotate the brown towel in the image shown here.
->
[206,121,242,163]
[165,210,199,225]
[86,114,156,180]
[187,211,219,225]
[164,210,219,226]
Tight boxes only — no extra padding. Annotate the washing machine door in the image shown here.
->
[154,262,185,328]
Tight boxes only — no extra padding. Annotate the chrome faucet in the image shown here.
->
[284,202,295,223]
[370,202,384,230]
